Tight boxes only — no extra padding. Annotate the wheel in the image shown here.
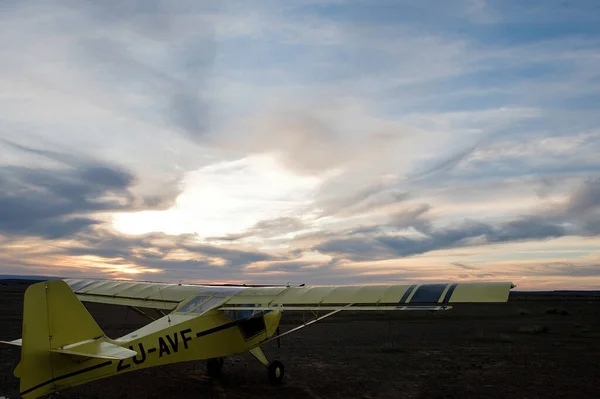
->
[206,357,224,376]
[267,360,285,385]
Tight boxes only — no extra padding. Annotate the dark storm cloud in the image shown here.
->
[310,177,600,262]
[80,166,134,188]
[550,177,600,235]
[0,142,181,239]
[313,237,387,261]
[564,177,600,215]
[488,217,566,243]
[582,219,600,235]
[0,164,134,238]
[314,216,567,262]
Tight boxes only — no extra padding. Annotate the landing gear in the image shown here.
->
[267,360,285,385]
[249,347,285,385]
[206,357,224,376]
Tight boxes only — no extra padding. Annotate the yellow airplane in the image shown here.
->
[1,278,514,398]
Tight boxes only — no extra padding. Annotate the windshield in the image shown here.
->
[178,296,225,314]
[224,305,259,321]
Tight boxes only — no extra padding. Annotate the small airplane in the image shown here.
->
[1,278,514,398]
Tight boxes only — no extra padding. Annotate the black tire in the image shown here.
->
[206,357,224,376]
[267,360,285,386]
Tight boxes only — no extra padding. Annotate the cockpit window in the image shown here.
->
[178,295,226,314]
[190,297,225,314]
[178,296,209,313]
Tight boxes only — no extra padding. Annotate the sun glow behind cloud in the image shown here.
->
[112,154,323,238]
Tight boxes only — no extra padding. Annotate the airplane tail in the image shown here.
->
[1,280,135,398]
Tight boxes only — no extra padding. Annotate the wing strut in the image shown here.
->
[256,304,353,347]
[129,306,157,321]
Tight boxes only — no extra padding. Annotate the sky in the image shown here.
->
[1,0,600,290]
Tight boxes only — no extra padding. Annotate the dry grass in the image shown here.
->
[474,331,513,343]
[518,324,550,334]
[545,307,570,315]
[377,340,408,354]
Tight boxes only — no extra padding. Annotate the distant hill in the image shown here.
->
[510,290,600,299]
[0,274,62,281]
[512,289,600,295]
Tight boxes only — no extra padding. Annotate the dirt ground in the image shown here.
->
[1,280,600,398]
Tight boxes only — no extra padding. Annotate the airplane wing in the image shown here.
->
[216,281,514,348]
[64,278,254,310]
[65,279,513,314]
[219,282,514,311]
[64,278,204,310]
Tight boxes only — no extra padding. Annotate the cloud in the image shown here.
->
[564,177,600,216]
[523,262,600,278]
[312,201,574,262]
[490,216,566,242]
[219,100,411,176]
[74,32,216,140]
[253,261,320,273]
[0,227,280,283]
[59,229,277,267]
[389,204,433,233]
[0,164,131,239]
[451,262,478,270]
[248,217,306,237]
[0,141,182,239]
[179,242,277,266]
[552,177,600,235]
[407,143,481,182]
[315,183,410,219]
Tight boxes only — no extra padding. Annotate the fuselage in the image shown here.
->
[50,309,282,393]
